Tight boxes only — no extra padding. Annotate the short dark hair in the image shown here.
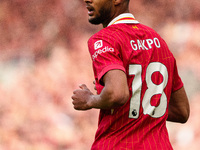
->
[125,0,130,4]
[125,0,130,5]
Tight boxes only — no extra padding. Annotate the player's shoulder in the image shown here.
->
[88,24,125,42]
[88,28,115,51]
[88,23,162,46]
[135,23,160,36]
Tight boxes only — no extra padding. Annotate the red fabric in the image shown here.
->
[88,20,183,150]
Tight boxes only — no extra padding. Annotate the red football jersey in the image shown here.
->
[88,13,183,150]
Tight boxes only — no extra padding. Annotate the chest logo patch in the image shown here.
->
[94,40,103,50]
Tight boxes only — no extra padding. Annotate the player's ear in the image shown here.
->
[113,0,122,6]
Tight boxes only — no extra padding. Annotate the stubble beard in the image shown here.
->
[88,16,102,25]
[88,6,111,26]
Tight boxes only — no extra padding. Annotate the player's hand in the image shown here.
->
[72,84,93,110]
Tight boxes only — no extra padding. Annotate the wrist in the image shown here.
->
[87,94,96,109]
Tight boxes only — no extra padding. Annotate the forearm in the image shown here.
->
[167,106,188,123]
[89,86,128,109]
[88,70,129,110]
[167,87,190,123]
[72,70,129,111]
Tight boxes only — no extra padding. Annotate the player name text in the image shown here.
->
[130,37,161,51]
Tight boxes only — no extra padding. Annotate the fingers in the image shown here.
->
[71,92,77,101]
[72,84,89,101]
[78,82,96,91]
[71,85,93,111]
[79,84,89,90]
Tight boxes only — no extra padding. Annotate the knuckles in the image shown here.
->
[71,85,93,111]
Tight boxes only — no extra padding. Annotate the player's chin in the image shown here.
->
[88,17,101,25]
[74,106,82,111]
[74,106,91,111]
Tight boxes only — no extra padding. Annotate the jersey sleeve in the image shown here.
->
[172,59,183,92]
[88,32,126,85]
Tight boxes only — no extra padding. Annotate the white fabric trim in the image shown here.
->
[108,13,139,26]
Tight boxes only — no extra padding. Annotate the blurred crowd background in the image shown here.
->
[0,0,199,149]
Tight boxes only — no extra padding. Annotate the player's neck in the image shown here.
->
[102,9,129,28]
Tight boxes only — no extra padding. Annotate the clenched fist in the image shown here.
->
[72,84,94,110]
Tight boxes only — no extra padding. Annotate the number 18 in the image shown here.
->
[129,62,168,119]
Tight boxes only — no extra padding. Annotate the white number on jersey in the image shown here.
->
[129,62,168,119]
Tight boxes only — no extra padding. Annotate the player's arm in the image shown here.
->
[72,69,130,110]
[167,86,190,123]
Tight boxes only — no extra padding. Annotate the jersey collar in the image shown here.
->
[108,13,139,27]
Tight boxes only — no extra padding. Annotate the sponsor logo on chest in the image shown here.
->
[92,40,115,61]
[94,40,103,50]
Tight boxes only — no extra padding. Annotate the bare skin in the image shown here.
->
[167,87,190,123]
[72,70,129,110]
[84,0,129,27]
